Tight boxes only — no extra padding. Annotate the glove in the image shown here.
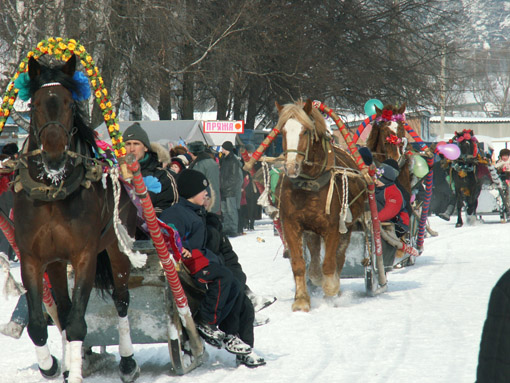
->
[143,175,162,193]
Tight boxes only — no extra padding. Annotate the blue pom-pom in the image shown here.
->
[13,72,32,102]
[72,71,91,101]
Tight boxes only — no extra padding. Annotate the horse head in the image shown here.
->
[26,54,94,183]
[276,99,328,178]
[451,129,478,159]
[366,103,407,164]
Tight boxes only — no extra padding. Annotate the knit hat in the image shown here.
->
[124,122,151,150]
[177,169,210,199]
[176,154,190,166]
[379,163,398,184]
[222,141,234,151]
[383,158,400,173]
[245,143,255,153]
[188,141,206,154]
[170,156,185,172]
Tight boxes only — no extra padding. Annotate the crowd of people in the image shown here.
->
[0,123,272,369]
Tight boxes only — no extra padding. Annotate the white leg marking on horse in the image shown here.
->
[61,330,69,374]
[35,344,53,370]
[67,340,83,383]
[284,118,303,163]
[118,316,134,357]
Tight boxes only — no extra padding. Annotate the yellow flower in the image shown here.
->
[13,73,19,80]
[19,62,25,70]
[3,97,7,103]
[118,136,123,143]
[87,69,93,76]
[40,46,48,54]
[102,88,108,96]
[69,39,76,44]
[108,125,115,133]
[56,37,63,42]
[112,123,119,131]
[99,77,104,85]
[58,42,66,50]
[120,147,126,155]
[111,111,116,119]
[106,101,112,108]
[86,55,92,63]
[67,42,76,51]
[91,79,97,87]
[95,90,101,98]
[37,42,44,49]
[3,109,9,117]
[80,60,86,67]
[48,37,56,43]
[47,47,53,55]
[27,51,34,58]
[100,103,106,110]
[62,54,71,62]
[54,48,62,56]
[111,137,117,145]
[7,83,13,92]
[79,45,85,53]
[104,114,110,121]
[8,98,14,105]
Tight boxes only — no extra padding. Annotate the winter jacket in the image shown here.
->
[160,198,220,274]
[139,151,178,214]
[190,152,221,213]
[477,268,510,382]
[219,152,243,199]
[205,212,247,287]
[375,183,410,229]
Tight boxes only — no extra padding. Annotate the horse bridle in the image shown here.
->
[29,84,78,152]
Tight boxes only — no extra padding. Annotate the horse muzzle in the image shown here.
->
[284,160,301,178]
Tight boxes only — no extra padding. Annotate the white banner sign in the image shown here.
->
[203,120,244,134]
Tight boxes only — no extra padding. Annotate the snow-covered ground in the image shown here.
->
[0,215,506,383]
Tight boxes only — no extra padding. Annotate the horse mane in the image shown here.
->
[276,100,329,138]
[29,61,97,150]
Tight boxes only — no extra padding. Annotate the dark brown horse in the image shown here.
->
[13,55,141,382]
[365,103,412,194]
[448,129,483,227]
[274,99,367,312]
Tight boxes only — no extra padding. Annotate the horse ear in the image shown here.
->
[28,57,41,80]
[275,101,283,113]
[303,99,313,115]
[374,105,383,115]
[61,54,76,77]
[397,102,406,115]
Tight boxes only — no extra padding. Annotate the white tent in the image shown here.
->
[95,120,237,147]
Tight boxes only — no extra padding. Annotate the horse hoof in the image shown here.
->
[119,355,140,383]
[292,299,310,312]
[455,223,463,228]
[39,355,60,379]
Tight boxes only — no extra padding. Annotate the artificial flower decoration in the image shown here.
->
[386,134,402,145]
[0,37,125,158]
[381,110,393,120]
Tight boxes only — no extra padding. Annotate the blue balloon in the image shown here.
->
[364,99,384,116]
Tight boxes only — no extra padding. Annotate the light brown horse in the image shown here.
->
[274,99,367,312]
[365,103,412,194]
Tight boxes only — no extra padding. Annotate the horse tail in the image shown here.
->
[94,250,114,299]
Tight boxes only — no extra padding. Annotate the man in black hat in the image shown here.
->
[124,122,178,214]
[188,141,221,214]
[220,141,243,237]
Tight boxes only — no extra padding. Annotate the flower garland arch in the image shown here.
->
[0,37,126,158]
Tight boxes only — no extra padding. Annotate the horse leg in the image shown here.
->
[335,231,353,280]
[321,231,342,297]
[455,195,464,228]
[46,263,74,378]
[304,232,322,287]
[283,222,309,312]
[106,243,140,382]
[63,253,98,383]
[20,257,60,378]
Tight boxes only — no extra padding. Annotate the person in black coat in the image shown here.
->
[219,141,243,236]
[476,268,510,382]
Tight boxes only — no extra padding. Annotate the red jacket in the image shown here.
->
[376,184,410,226]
